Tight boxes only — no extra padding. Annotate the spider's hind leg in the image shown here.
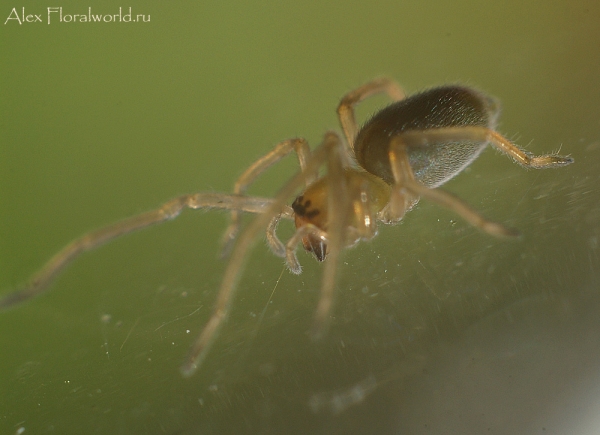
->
[385,124,572,235]
[387,131,520,238]
[485,129,574,168]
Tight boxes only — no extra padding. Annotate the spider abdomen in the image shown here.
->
[354,86,500,188]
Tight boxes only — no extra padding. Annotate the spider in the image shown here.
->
[1,77,573,377]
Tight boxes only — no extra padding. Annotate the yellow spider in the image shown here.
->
[0,78,573,377]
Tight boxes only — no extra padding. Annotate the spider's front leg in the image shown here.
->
[220,138,312,257]
[283,133,387,337]
[309,132,354,338]
[0,193,277,310]
[180,132,341,377]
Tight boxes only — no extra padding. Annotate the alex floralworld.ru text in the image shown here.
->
[4,7,150,25]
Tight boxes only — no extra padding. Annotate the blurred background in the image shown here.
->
[1,1,599,434]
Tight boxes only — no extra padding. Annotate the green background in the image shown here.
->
[1,1,599,434]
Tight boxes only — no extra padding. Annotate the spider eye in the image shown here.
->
[301,233,328,262]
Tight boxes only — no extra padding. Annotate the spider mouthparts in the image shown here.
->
[302,233,328,262]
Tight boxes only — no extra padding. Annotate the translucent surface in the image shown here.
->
[1,1,599,434]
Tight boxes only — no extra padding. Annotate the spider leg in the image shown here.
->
[266,215,285,257]
[404,180,520,238]
[388,135,520,238]
[311,132,352,338]
[265,207,294,258]
[384,141,421,221]
[399,126,574,168]
[337,77,406,150]
[0,193,277,310]
[221,138,312,257]
[487,129,574,168]
[180,132,339,377]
